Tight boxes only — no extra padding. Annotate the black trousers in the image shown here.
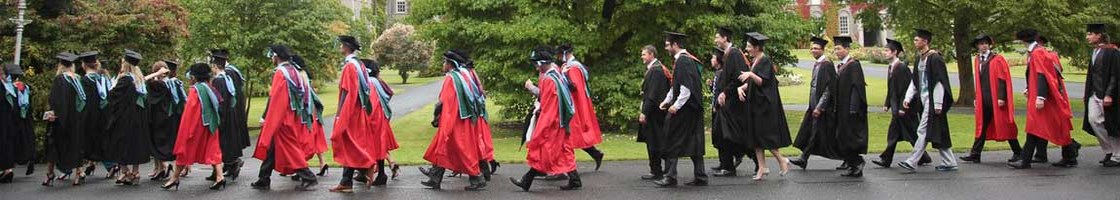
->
[258,145,314,181]
[645,143,663,175]
[1021,134,1078,162]
[969,108,1022,155]
[663,156,706,181]
[339,167,365,186]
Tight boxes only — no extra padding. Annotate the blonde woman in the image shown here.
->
[106,49,153,185]
[145,60,179,181]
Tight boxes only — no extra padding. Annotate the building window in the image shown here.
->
[396,0,408,14]
[809,0,822,5]
[839,11,850,36]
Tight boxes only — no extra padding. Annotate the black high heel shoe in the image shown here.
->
[210,179,227,190]
[391,164,401,179]
[161,180,180,190]
[43,173,56,186]
[151,170,168,181]
[0,171,14,183]
[317,164,329,176]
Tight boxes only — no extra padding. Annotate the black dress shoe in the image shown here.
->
[1052,159,1078,168]
[840,163,863,177]
[712,169,736,177]
[918,154,933,166]
[683,179,707,186]
[1031,157,1049,163]
[653,177,677,187]
[836,162,850,170]
[1102,160,1120,167]
[640,174,662,180]
[251,179,271,190]
[870,159,891,168]
[788,159,807,170]
[1008,161,1031,169]
[1101,154,1114,164]
[1008,153,1022,163]
[959,154,981,163]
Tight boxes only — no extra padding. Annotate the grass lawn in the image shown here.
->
[791,49,1088,83]
[304,100,1095,166]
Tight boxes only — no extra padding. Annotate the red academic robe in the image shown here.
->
[527,70,577,175]
[173,85,223,166]
[310,119,327,155]
[371,78,398,154]
[1024,47,1074,146]
[423,73,482,175]
[254,65,312,174]
[466,69,495,161]
[562,63,603,149]
[331,61,383,168]
[973,54,1018,141]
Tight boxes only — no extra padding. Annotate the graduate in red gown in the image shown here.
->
[1010,30,1080,169]
[162,63,226,190]
[363,58,400,185]
[329,36,385,193]
[419,49,486,191]
[510,46,581,191]
[440,50,499,180]
[960,34,1022,163]
[555,44,605,170]
[251,45,318,190]
[287,55,330,178]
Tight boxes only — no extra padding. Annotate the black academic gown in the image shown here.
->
[714,48,750,151]
[794,59,840,158]
[13,83,37,165]
[213,73,249,161]
[228,68,250,154]
[46,75,86,170]
[0,82,16,170]
[640,61,670,146]
[911,53,955,148]
[80,74,110,162]
[106,76,151,165]
[745,56,791,149]
[886,62,919,144]
[661,52,705,158]
[1083,48,1120,137]
[833,60,869,155]
[146,79,176,161]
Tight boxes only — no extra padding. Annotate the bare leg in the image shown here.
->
[753,148,768,180]
[770,149,789,176]
[212,163,225,183]
[165,165,183,185]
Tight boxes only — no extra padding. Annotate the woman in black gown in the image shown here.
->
[106,50,152,185]
[146,60,180,181]
[43,52,88,186]
[736,33,792,180]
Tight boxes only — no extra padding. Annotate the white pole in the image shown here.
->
[10,0,32,65]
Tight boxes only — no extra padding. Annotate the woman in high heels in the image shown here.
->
[163,63,225,190]
[146,60,183,181]
[106,50,153,185]
[42,52,88,186]
[735,32,792,180]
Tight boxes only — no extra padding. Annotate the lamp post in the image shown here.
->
[9,0,33,65]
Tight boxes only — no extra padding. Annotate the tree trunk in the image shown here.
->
[952,9,975,106]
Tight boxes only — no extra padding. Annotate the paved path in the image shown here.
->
[2,149,1116,200]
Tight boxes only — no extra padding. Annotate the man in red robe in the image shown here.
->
[556,44,606,170]
[960,34,1022,163]
[510,46,580,191]
[1010,30,1080,169]
[329,36,384,193]
[251,45,318,190]
[419,49,486,191]
[455,50,500,180]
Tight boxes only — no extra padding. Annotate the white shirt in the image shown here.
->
[662,49,692,110]
[904,50,946,110]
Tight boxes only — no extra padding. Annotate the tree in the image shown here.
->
[370,23,434,84]
[178,0,350,97]
[0,0,189,148]
[407,0,812,130]
[873,0,1120,105]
